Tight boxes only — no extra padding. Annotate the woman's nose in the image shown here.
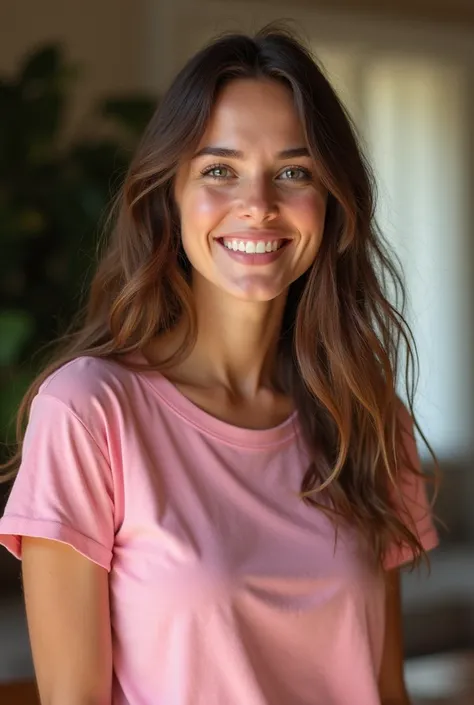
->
[236,178,279,222]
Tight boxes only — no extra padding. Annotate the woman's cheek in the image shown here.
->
[286,189,327,229]
[184,186,233,224]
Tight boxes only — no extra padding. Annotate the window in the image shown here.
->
[317,47,471,461]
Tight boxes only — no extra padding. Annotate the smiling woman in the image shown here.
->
[0,24,438,705]
[174,78,327,302]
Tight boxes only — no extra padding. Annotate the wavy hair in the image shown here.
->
[1,24,440,568]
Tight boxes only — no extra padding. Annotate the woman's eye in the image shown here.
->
[201,165,232,179]
[279,167,312,181]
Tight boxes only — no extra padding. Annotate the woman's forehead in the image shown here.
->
[197,79,307,155]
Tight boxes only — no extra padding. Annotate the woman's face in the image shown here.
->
[174,78,328,302]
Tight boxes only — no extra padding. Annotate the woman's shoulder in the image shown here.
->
[35,355,133,419]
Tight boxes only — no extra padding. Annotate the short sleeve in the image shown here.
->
[0,393,115,571]
[383,404,439,571]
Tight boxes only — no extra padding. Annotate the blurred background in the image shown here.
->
[0,1,473,703]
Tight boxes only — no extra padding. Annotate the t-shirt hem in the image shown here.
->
[383,529,439,571]
[0,515,112,571]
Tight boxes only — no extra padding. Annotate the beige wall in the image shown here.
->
[0,1,149,130]
[143,0,474,92]
[234,0,474,25]
[3,1,474,101]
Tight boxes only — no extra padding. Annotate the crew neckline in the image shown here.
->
[127,351,299,449]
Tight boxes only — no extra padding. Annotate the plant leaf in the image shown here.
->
[0,311,36,366]
[20,45,62,85]
[100,96,156,136]
[0,367,35,443]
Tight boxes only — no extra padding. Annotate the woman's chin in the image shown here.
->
[216,274,289,303]
[225,283,287,303]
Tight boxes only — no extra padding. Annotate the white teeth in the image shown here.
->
[222,239,285,253]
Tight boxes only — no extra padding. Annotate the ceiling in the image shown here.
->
[241,0,474,26]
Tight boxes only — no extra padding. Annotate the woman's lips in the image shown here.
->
[216,237,290,265]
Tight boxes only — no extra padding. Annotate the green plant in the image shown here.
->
[0,44,156,451]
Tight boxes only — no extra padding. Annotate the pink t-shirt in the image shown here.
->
[0,355,438,705]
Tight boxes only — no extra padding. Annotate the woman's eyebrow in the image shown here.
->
[192,146,310,160]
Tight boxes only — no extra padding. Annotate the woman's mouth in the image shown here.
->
[220,238,288,254]
[216,237,291,265]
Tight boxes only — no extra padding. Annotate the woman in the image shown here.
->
[0,25,439,705]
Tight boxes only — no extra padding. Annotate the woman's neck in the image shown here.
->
[148,274,288,401]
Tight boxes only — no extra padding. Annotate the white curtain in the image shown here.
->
[315,47,472,462]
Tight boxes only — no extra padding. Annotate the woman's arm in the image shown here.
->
[22,537,112,705]
[378,568,412,705]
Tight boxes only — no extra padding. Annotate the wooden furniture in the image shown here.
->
[0,680,39,705]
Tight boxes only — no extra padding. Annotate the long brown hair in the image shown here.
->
[1,24,440,568]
